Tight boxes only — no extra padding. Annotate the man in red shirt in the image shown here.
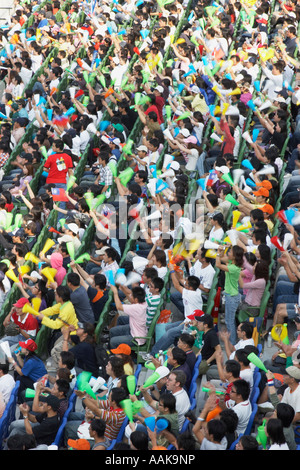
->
[43,139,74,217]
[153,85,165,124]
[43,139,74,187]
[0,297,39,360]
[143,84,165,126]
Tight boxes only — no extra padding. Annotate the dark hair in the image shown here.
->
[232,245,244,268]
[252,229,267,244]
[239,435,259,450]
[250,208,264,222]
[266,418,287,445]
[225,360,241,378]
[136,170,148,182]
[207,419,227,443]
[67,272,81,287]
[55,378,70,397]
[152,248,166,267]
[254,260,269,282]
[104,247,118,261]
[128,182,142,197]
[199,247,211,263]
[152,276,164,292]
[159,392,177,413]
[53,139,64,151]
[232,379,250,401]
[110,386,128,406]
[56,285,71,302]
[130,431,149,450]
[276,403,295,428]
[143,267,159,280]
[257,244,271,263]
[20,432,39,450]
[113,442,130,450]
[219,408,239,434]
[108,355,125,378]
[60,351,75,370]
[179,333,195,348]
[186,275,200,291]
[177,431,196,450]
[212,212,227,232]
[235,349,250,367]
[7,435,25,450]
[244,252,257,266]
[170,346,187,366]
[161,233,173,250]
[131,286,146,303]
[206,194,218,207]
[243,345,259,357]
[90,418,106,437]
[56,367,73,383]
[0,361,9,374]
[198,313,214,329]
[94,273,107,290]
[240,322,254,339]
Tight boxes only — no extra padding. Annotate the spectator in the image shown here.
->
[109,284,147,350]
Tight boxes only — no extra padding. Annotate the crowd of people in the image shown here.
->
[0,0,299,453]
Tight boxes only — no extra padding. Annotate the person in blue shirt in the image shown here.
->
[108,137,121,161]
[198,74,217,105]
[8,338,47,401]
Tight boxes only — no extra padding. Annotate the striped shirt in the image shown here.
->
[96,400,126,441]
[145,293,161,328]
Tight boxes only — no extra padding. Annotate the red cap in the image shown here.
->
[187,309,205,321]
[13,297,30,308]
[19,339,37,352]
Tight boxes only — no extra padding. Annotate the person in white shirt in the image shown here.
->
[11,75,24,100]
[188,247,215,303]
[0,362,16,405]
[200,28,221,60]
[150,275,202,356]
[261,61,284,101]
[244,57,260,84]
[220,322,255,361]
[19,58,33,87]
[29,43,44,73]
[271,366,300,423]
[114,0,136,24]
[234,349,254,396]
[266,418,289,450]
[224,379,252,435]
[165,370,191,430]
[110,55,129,90]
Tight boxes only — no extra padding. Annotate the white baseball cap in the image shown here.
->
[136,145,148,152]
[190,85,200,93]
[180,128,190,137]
[155,85,164,93]
[215,166,230,174]
[154,366,170,382]
[64,223,79,234]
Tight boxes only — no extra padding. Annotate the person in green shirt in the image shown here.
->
[215,245,244,345]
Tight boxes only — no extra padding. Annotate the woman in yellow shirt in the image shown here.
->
[110,343,135,376]
[36,285,79,369]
